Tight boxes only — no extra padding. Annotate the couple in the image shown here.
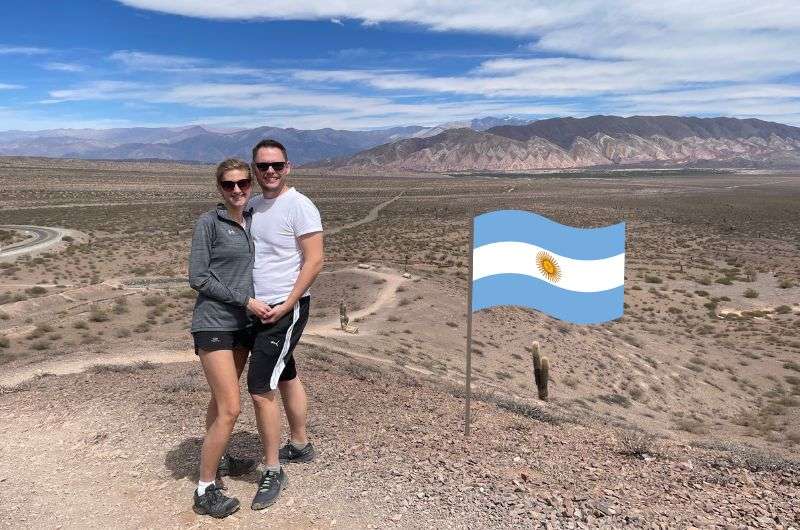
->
[187,139,323,518]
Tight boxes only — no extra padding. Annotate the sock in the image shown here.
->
[262,462,281,474]
[197,480,215,496]
[290,439,307,450]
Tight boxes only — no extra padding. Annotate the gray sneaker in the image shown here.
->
[193,484,240,518]
[251,466,288,510]
[218,453,257,477]
[278,440,316,464]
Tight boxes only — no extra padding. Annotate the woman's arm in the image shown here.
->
[188,215,250,307]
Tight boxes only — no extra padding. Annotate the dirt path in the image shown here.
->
[323,193,403,236]
[306,267,407,337]
[1,267,411,389]
[0,348,195,389]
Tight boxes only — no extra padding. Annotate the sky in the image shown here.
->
[0,0,799,131]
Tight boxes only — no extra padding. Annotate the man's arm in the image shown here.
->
[261,231,324,323]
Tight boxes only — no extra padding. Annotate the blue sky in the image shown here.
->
[1,0,799,131]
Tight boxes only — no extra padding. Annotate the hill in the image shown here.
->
[325,116,800,172]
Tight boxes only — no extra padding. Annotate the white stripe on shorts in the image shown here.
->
[269,300,300,391]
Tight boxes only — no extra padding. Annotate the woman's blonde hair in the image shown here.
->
[215,158,251,183]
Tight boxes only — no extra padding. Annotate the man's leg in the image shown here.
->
[278,376,308,445]
[251,390,282,466]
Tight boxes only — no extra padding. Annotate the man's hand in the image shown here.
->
[261,302,291,324]
[246,297,271,320]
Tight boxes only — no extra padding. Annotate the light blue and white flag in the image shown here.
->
[471,210,625,324]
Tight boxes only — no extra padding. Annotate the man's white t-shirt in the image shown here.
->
[249,187,322,304]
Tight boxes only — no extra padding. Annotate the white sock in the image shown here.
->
[197,480,215,496]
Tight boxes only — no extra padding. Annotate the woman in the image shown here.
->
[188,158,270,518]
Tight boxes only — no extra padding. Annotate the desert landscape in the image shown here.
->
[1,156,799,528]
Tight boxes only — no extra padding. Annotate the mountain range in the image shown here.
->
[1,115,799,170]
[0,116,528,165]
[324,116,800,172]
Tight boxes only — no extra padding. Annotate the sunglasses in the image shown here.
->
[254,161,287,172]
[219,178,252,192]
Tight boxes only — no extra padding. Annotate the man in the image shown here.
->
[246,139,323,511]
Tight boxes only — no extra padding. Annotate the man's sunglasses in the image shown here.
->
[219,178,252,192]
[254,161,287,172]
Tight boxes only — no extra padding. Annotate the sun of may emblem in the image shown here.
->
[536,251,562,283]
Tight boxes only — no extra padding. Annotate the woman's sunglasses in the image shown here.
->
[254,161,287,172]
[219,178,252,192]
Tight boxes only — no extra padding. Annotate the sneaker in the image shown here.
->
[193,484,240,518]
[218,453,258,478]
[251,466,288,510]
[278,440,316,464]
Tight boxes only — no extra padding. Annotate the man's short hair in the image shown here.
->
[252,139,288,162]
[215,158,251,184]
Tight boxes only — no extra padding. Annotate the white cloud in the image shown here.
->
[112,2,800,115]
[42,62,87,72]
[0,45,49,55]
[0,83,23,90]
[109,50,264,77]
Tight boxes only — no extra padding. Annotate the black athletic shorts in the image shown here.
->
[247,296,310,394]
[192,327,254,355]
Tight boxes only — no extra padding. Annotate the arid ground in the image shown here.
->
[1,157,799,529]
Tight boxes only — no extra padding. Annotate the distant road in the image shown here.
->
[0,225,65,259]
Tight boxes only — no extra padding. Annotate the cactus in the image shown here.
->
[531,341,550,401]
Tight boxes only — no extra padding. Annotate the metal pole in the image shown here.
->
[464,213,475,436]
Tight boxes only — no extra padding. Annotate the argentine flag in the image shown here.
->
[471,210,625,324]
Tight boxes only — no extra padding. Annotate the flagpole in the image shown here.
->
[464,213,475,436]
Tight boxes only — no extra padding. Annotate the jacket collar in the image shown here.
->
[215,203,253,222]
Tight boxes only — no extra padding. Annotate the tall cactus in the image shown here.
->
[531,341,550,401]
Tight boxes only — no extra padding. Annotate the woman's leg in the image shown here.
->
[198,348,242,483]
[205,346,249,431]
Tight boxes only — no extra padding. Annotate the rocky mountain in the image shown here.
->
[0,119,520,165]
[0,124,429,165]
[326,116,800,172]
[408,115,530,139]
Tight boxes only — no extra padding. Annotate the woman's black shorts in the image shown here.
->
[192,327,255,355]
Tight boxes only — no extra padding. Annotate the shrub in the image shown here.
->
[715,277,733,285]
[775,305,792,315]
[644,274,662,284]
[743,289,759,299]
[142,294,164,307]
[30,340,49,351]
[25,286,47,296]
[778,278,795,289]
[73,320,88,330]
[0,311,8,320]
[89,307,109,322]
[113,298,129,314]
[0,335,9,348]
[618,430,658,458]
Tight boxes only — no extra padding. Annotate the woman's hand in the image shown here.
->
[246,298,271,321]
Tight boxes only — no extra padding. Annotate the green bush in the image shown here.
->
[743,288,759,299]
